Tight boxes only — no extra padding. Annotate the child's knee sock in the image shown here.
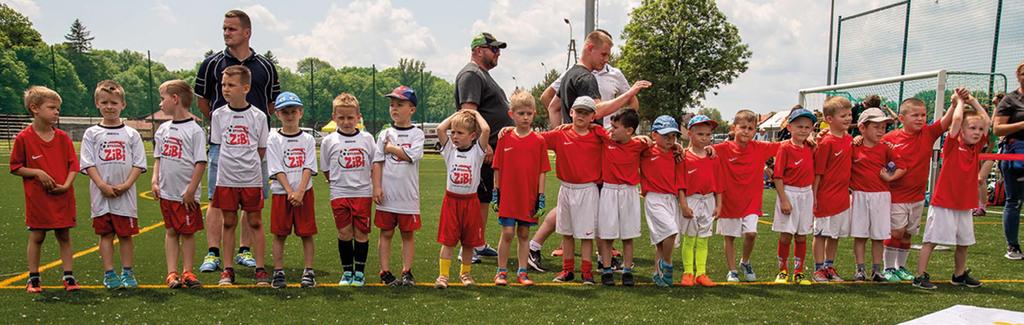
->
[354,241,369,273]
[794,240,807,273]
[439,258,451,278]
[682,235,696,274]
[695,237,709,276]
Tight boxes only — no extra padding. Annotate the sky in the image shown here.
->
[3,0,893,117]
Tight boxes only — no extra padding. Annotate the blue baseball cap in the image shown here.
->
[274,91,303,110]
[687,114,718,130]
[384,85,418,107]
[787,108,817,124]
[652,115,681,135]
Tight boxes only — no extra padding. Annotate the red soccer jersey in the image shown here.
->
[931,135,982,210]
[814,133,853,217]
[882,122,946,203]
[713,140,780,218]
[542,127,606,184]
[773,140,814,187]
[640,146,685,195]
[851,143,903,192]
[683,149,722,196]
[492,130,551,222]
[10,126,79,229]
[602,138,647,185]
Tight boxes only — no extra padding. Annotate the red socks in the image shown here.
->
[794,240,807,272]
[777,239,791,272]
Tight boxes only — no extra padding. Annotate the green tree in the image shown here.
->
[619,0,751,121]
[297,57,333,75]
[529,69,561,129]
[0,3,43,48]
[0,49,30,112]
[64,19,95,53]
[14,46,89,116]
[697,107,729,133]
[263,50,278,65]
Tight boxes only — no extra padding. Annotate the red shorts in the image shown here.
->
[212,186,264,212]
[437,191,484,247]
[375,211,421,232]
[92,213,140,237]
[270,189,317,237]
[160,200,204,235]
[331,197,372,234]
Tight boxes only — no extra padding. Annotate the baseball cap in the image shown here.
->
[652,115,681,135]
[858,107,892,125]
[274,91,303,110]
[571,96,596,112]
[687,114,718,130]
[470,32,507,49]
[787,108,817,124]
[384,85,418,107]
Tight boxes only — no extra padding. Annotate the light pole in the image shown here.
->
[564,18,578,69]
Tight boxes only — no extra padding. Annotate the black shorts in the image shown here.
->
[477,164,494,203]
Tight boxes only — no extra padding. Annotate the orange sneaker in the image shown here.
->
[166,272,182,289]
[695,274,717,287]
[680,273,696,287]
[494,271,508,286]
[26,278,42,294]
[517,271,534,286]
[62,276,80,292]
[182,271,202,288]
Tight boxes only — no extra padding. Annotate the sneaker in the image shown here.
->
[460,273,476,286]
[581,271,595,285]
[199,253,221,273]
[494,271,508,286]
[740,263,756,282]
[913,272,936,290]
[611,247,621,257]
[103,272,122,289]
[475,245,498,257]
[897,267,915,281]
[726,271,740,283]
[871,271,887,282]
[793,272,811,285]
[951,269,982,288]
[254,269,271,286]
[338,271,354,286]
[517,271,534,286]
[120,269,138,288]
[434,275,448,289]
[458,248,483,264]
[853,269,867,282]
[812,269,829,283]
[26,277,42,294]
[681,273,696,287]
[972,208,986,217]
[696,274,718,287]
[774,270,789,284]
[622,271,635,286]
[351,272,366,287]
[271,270,286,289]
[400,271,416,286]
[825,266,844,282]
[235,251,257,268]
[63,275,80,292]
[219,268,235,286]
[380,271,398,286]
[1005,246,1024,260]
[166,272,182,289]
[601,271,615,286]
[660,262,674,286]
[883,268,901,282]
[551,247,563,257]
[300,270,316,288]
[182,271,202,288]
[553,271,575,282]
[527,250,547,273]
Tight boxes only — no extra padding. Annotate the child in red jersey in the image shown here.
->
[771,108,817,285]
[811,97,854,283]
[679,115,722,288]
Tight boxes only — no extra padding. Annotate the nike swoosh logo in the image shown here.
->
[794,159,803,165]
[504,147,513,152]
[834,150,843,157]
[563,141,572,145]
[729,157,738,162]
[31,155,42,160]
[959,146,969,152]
[688,169,697,174]
[585,232,593,236]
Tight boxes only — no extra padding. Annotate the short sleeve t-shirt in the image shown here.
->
[194,48,280,120]
[492,130,551,220]
[773,140,814,188]
[541,127,607,184]
[154,119,207,202]
[851,143,903,193]
[995,90,1024,141]
[550,65,631,129]
[373,126,425,214]
[601,138,647,185]
[882,122,946,203]
[640,146,685,195]
[80,124,147,218]
[931,135,983,210]
[267,130,318,195]
[441,140,487,195]
[11,126,79,229]
[558,64,602,125]
[814,133,853,217]
[210,104,269,188]
[712,140,781,218]
[683,149,722,196]
[455,62,512,147]
[320,130,378,199]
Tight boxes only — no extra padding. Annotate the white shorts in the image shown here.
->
[679,194,716,238]
[891,200,925,235]
[814,208,851,239]
[556,182,600,239]
[771,186,814,235]
[850,191,892,240]
[644,192,680,245]
[716,214,759,238]
[597,184,642,240]
[922,206,975,246]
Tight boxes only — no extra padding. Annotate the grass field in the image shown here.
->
[0,143,1022,323]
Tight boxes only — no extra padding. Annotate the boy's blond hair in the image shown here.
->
[732,109,759,125]
[159,79,193,108]
[450,110,480,134]
[223,65,252,86]
[586,30,613,47]
[94,80,125,102]
[823,96,852,117]
[509,90,535,111]
[899,98,926,115]
[332,92,359,114]
[23,86,61,116]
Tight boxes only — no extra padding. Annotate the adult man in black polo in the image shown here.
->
[194,9,280,273]
[454,32,510,262]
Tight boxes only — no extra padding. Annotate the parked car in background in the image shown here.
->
[712,133,729,144]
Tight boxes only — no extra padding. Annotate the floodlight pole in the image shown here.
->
[826,0,835,85]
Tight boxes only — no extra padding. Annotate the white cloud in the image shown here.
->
[2,0,40,18]
[151,2,177,24]
[241,4,290,32]
[158,47,204,71]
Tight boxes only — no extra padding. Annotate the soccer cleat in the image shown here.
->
[660,262,674,286]
[338,271,354,286]
[351,271,366,287]
[26,278,42,294]
[553,271,575,283]
[460,273,476,287]
[601,271,615,286]
[792,273,811,285]
[380,271,398,286]
[853,269,867,282]
[726,271,741,283]
[825,266,844,282]
[120,269,138,288]
[551,247,564,257]
[494,271,508,286]
[219,268,235,286]
[1005,246,1024,260]
[400,271,416,286]
[896,267,915,281]
[527,249,547,273]
[951,269,982,288]
[913,272,936,290]
[166,272,182,289]
[681,273,696,287]
[199,253,221,273]
[182,271,202,288]
[517,271,534,286]
[740,263,756,282]
[696,274,718,287]
[301,269,316,288]
[622,271,635,287]
[581,271,595,285]
[62,275,80,292]
[458,249,483,264]
[434,275,448,289]
[103,272,122,289]
[812,269,829,283]
[774,271,789,284]
[476,245,498,257]
[271,270,286,289]
[883,268,901,282]
[871,271,887,282]
[254,269,271,286]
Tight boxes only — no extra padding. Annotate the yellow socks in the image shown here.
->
[439,258,451,278]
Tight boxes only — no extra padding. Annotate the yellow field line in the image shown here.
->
[0,191,206,288]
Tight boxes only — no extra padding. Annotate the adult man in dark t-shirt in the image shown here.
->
[557,32,649,126]
[454,32,509,261]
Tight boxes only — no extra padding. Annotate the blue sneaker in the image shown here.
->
[352,271,366,287]
[740,262,756,282]
[475,245,498,257]
[103,271,122,289]
[235,251,257,268]
[659,261,674,287]
[120,269,138,288]
[199,253,221,273]
[338,271,354,286]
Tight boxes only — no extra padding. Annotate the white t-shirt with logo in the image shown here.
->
[210,104,269,188]
[320,130,378,199]
[267,130,317,195]
[154,119,207,202]
[80,124,148,218]
[373,126,424,214]
[440,140,486,195]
